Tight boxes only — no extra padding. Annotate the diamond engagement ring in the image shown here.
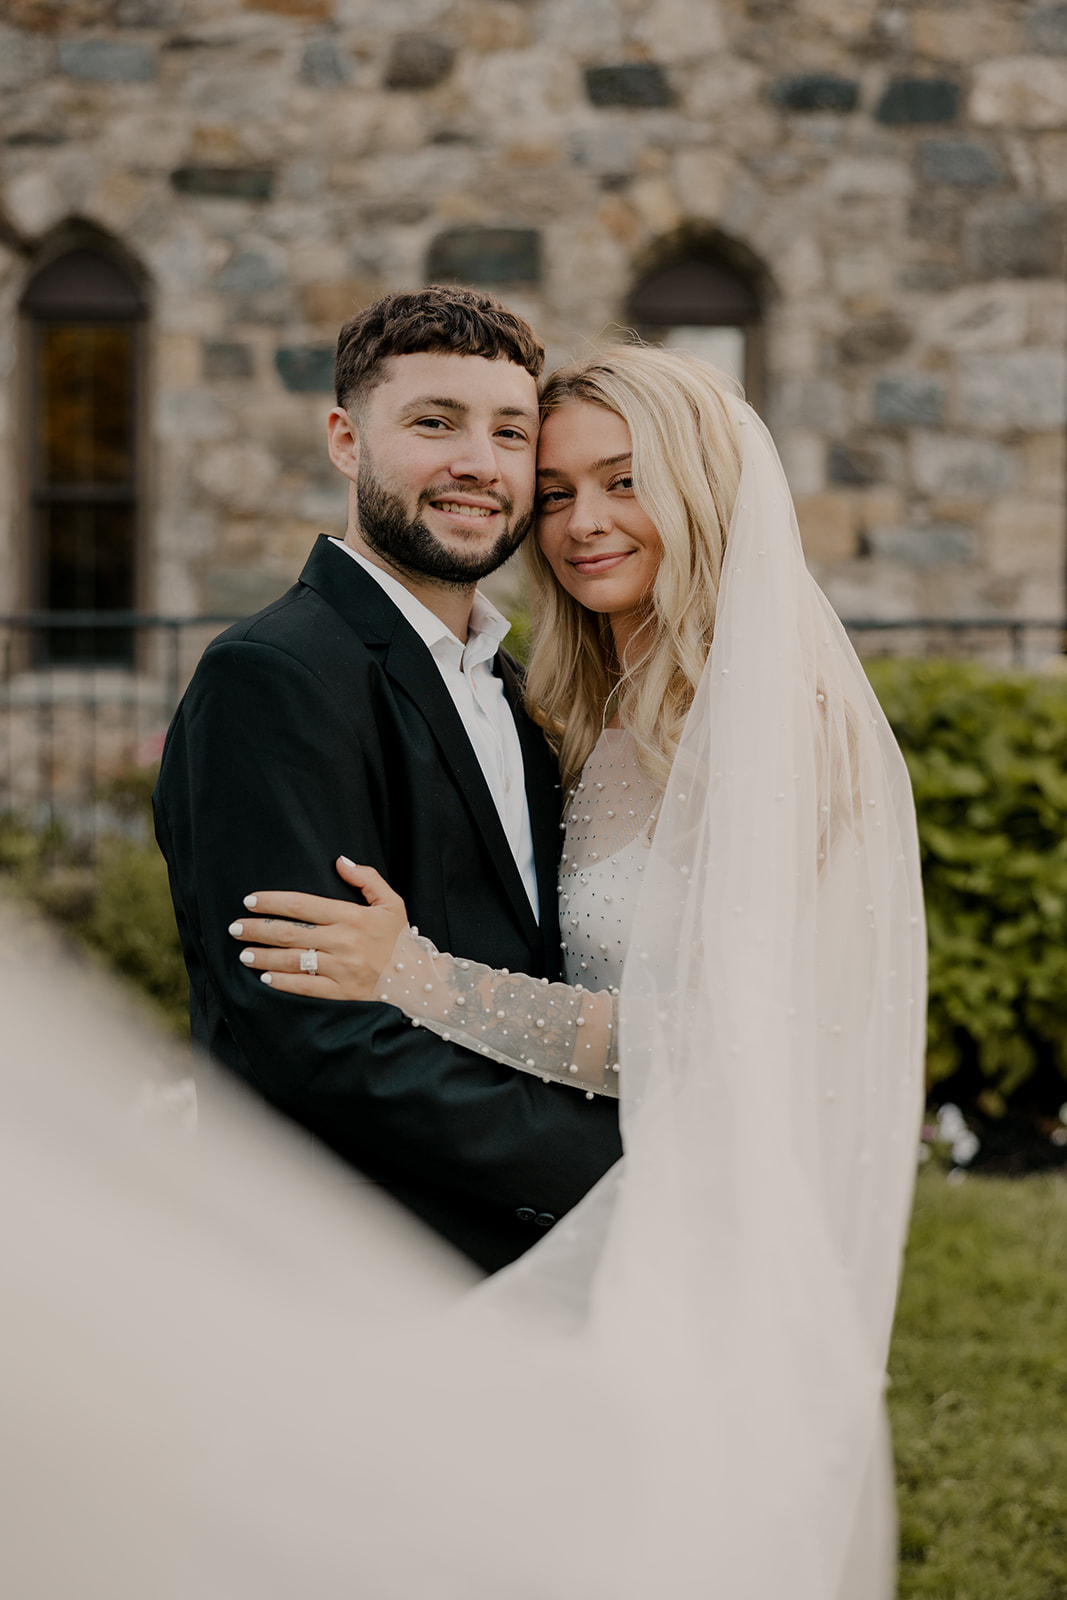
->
[299,948,319,976]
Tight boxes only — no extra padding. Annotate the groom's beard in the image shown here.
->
[356,461,534,588]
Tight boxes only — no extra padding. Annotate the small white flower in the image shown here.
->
[937,1103,967,1142]
[951,1130,980,1167]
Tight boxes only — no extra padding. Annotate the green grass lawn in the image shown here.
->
[889,1166,1067,1598]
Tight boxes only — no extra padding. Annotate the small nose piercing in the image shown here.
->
[593,522,604,534]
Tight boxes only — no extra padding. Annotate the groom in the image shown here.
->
[154,287,622,1272]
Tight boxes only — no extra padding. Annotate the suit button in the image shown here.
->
[515,1207,537,1223]
[534,1211,556,1228]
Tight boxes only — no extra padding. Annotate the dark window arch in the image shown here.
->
[625,237,766,405]
[20,244,146,664]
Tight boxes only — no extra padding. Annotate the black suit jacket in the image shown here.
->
[154,537,622,1271]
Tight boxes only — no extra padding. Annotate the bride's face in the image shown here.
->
[535,402,662,642]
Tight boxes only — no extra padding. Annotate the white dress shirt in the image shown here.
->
[329,539,540,920]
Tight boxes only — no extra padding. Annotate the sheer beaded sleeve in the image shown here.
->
[375,928,620,1099]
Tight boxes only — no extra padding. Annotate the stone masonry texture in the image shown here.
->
[0,0,1063,635]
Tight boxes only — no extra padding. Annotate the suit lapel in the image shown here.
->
[299,538,542,947]
[382,628,544,947]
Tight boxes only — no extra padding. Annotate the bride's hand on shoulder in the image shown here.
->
[228,857,408,999]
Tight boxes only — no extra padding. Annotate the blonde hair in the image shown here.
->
[525,344,744,790]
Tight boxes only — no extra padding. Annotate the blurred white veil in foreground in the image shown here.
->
[0,402,924,1600]
[0,904,641,1599]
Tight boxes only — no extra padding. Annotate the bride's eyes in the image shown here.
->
[537,469,634,514]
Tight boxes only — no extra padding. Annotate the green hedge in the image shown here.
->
[0,798,190,1037]
[5,658,1067,1114]
[866,658,1067,1115]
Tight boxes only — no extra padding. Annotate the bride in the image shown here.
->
[231,345,926,1598]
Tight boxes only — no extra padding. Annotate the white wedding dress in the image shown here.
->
[559,727,660,992]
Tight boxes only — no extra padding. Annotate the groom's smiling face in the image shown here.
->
[329,350,539,588]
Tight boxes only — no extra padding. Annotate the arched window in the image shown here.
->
[20,245,145,664]
[626,241,765,404]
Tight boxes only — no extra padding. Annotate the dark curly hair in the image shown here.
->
[334,284,544,413]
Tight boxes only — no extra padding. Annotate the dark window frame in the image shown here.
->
[625,241,768,407]
[20,247,147,667]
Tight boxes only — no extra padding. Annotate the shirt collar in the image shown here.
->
[329,538,511,665]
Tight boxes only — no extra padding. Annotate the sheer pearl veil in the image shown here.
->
[478,398,927,1597]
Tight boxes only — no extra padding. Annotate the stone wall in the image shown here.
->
[0,0,1064,635]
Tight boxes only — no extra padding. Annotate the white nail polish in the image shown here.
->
[339,856,355,869]
[260,972,272,985]
[244,894,258,909]
[229,922,243,937]
[240,949,255,965]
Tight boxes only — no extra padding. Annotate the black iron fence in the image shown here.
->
[0,612,241,851]
[843,616,1066,667]
[1,611,1064,857]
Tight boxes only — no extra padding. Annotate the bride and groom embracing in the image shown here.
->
[155,285,926,1597]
